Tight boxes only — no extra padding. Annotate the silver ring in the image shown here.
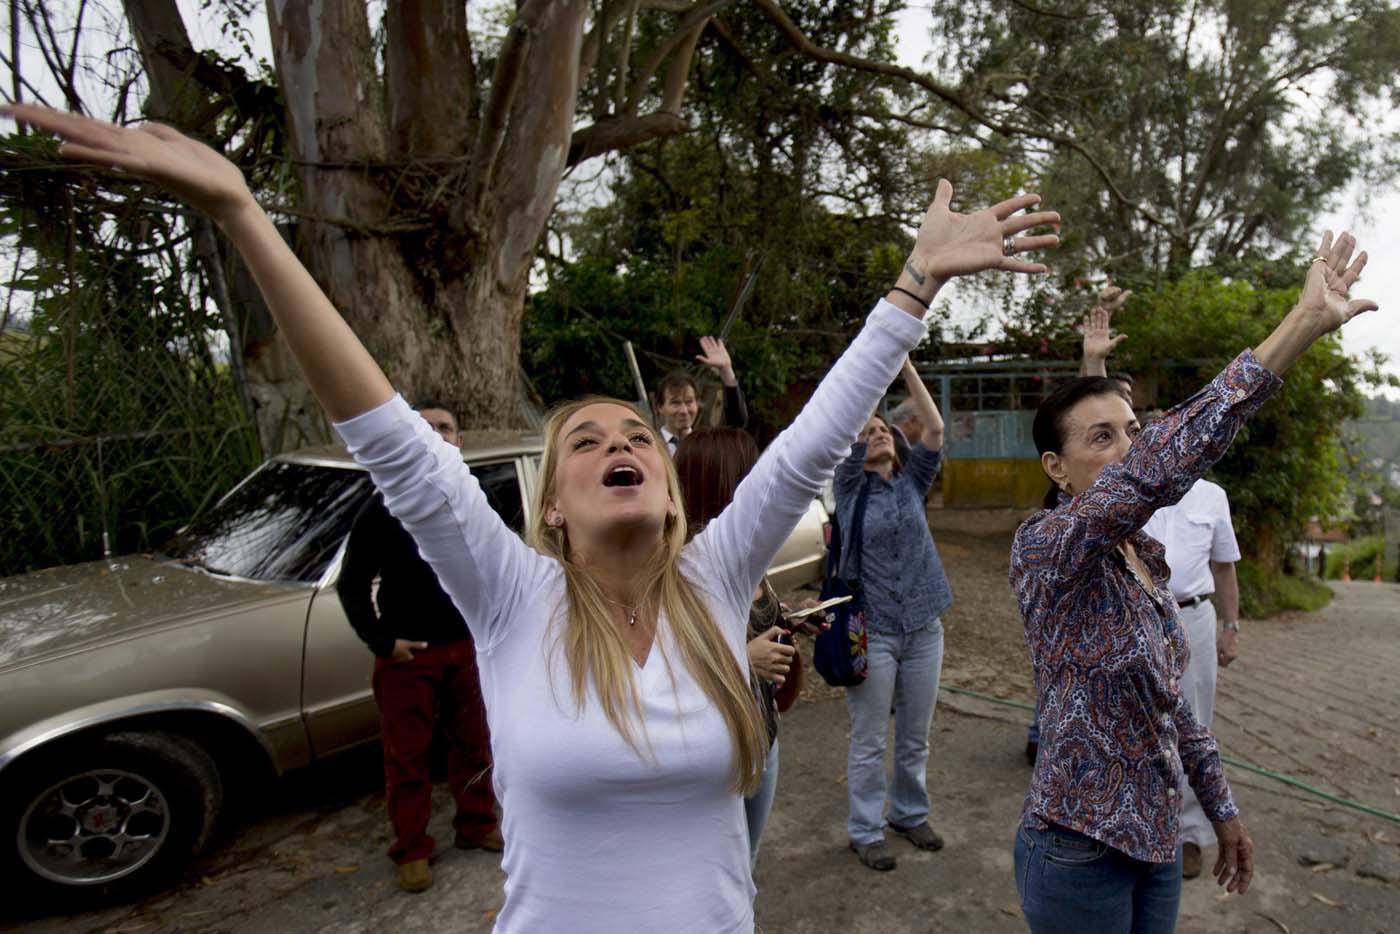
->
[1003,236,1016,257]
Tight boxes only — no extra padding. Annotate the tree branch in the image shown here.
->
[750,0,1174,232]
[567,110,687,166]
[463,8,538,223]
[24,0,84,113]
[385,0,475,158]
[624,0,731,114]
[579,0,626,103]
[613,0,640,113]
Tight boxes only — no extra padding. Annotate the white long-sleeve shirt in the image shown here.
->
[333,300,926,933]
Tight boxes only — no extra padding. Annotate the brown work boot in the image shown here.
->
[456,826,504,852]
[1182,842,1202,879]
[396,858,433,893]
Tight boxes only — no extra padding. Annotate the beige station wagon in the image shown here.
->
[0,434,827,897]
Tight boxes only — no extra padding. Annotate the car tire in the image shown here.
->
[4,731,223,902]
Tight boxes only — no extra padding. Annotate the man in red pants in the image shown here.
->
[338,400,501,894]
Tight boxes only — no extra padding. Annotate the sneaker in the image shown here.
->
[1182,842,1202,879]
[396,858,433,893]
[890,821,945,851]
[455,827,504,852]
[850,839,897,871]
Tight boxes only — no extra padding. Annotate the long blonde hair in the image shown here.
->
[528,397,767,794]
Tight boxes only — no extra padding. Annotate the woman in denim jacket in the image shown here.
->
[834,358,952,872]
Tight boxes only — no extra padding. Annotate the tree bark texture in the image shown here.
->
[263,0,590,429]
[121,0,716,433]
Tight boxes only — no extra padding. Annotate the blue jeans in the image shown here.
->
[844,619,944,845]
[744,738,780,867]
[1014,823,1182,934]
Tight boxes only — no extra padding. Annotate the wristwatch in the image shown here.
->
[1221,620,1240,633]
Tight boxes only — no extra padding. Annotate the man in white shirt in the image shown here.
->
[1142,478,1243,880]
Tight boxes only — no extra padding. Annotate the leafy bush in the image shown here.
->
[1323,536,1398,581]
[0,159,261,576]
[1237,558,1332,619]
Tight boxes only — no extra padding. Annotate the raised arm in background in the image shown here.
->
[696,336,750,429]
[1079,282,1131,378]
[899,357,945,451]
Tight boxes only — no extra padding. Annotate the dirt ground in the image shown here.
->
[5,511,1398,934]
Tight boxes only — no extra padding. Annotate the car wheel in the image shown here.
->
[6,731,222,899]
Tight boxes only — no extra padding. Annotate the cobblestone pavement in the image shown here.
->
[4,522,1397,934]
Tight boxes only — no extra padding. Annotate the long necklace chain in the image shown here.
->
[602,593,643,626]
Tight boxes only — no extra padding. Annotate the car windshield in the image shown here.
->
[163,462,373,584]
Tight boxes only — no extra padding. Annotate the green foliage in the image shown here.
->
[533,3,927,432]
[1237,558,1333,618]
[1323,536,1398,580]
[0,153,260,577]
[1111,270,1390,565]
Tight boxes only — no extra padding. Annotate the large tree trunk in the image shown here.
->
[265,0,586,429]
[128,0,690,434]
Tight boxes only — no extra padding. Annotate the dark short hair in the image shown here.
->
[411,397,455,415]
[656,370,698,405]
[1032,377,1124,509]
[673,427,759,533]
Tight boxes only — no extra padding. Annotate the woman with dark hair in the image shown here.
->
[834,358,952,872]
[674,427,793,865]
[1012,233,1378,933]
[6,100,1061,932]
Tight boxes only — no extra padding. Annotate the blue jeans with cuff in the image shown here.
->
[1014,822,1182,934]
[844,619,943,845]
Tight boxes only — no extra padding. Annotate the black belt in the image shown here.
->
[1177,593,1209,609]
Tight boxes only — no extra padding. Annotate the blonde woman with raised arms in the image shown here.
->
[3,102,1058,932]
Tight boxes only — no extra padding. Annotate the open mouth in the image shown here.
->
[603,465,643,487]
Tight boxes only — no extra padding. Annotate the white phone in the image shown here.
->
[784,594,854,619]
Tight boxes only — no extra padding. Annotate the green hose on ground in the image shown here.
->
[938,683,1400,825]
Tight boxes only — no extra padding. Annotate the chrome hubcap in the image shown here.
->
[19,769,170,885]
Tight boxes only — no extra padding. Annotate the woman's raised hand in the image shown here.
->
[1,104,253,224]
[1256,228,1381,376]
[1298,230,1378,333]
[906,178,1060,285]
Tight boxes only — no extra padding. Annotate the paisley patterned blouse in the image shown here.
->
[1010,349,1281,863]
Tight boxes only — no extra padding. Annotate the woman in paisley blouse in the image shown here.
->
[1010,231,1378,933]
[834,358,953,872]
